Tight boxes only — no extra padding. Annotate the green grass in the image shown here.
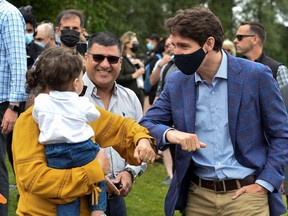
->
[6,157,17,216]
[6,157,175,216]
[125,162,181,216]
[6,157,288,216]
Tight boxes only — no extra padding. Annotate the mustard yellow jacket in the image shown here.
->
[12,106,154,215]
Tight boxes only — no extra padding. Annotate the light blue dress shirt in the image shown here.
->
[193,51,255,180]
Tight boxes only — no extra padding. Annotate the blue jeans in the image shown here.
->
[45,140,106,215]
[106,196,127,216]
[0,102,9,216]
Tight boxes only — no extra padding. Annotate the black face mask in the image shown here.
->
[174,48,207,75]
[60,29,80,47]
[131,43,139,53]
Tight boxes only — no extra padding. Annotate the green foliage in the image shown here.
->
[7,0,288,65]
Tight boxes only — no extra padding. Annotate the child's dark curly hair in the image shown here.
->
[25,47,83,95]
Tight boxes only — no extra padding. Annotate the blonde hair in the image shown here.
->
[222,39,236,56]
[120,31,136,56]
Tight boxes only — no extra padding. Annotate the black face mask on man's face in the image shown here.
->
[60,29,80,47]
[174,48,207,75]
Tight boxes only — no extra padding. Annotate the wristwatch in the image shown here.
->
[124,167,137,183]
[8,104,20,113]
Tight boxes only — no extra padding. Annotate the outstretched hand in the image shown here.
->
[166,129,206,151]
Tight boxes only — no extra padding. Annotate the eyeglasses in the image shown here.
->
[235,34,255,41]
[88,53,121,64]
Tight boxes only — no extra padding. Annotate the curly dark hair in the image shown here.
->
[25,47,83,95]
[165,6,224,51]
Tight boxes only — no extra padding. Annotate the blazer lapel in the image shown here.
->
[227,56,244,145]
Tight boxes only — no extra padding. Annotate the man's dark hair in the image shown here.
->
[154,37,168,54]
[55,9,85,28]
[21,12,37,30]
[240,21,266,44]
[165,6,224,51]
[148,33,160,42]
[88,32,122,54]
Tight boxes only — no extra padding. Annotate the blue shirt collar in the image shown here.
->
[195,50,228,84]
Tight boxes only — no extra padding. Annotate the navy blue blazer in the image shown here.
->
[140,54,288,216]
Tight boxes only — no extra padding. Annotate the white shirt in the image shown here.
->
[33,91,100,144]
[83,73,146,180]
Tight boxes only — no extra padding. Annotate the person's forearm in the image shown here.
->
[150,65,162,86]
[91,107,156,165]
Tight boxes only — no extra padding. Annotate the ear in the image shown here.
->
[55,26,61,36]
[83,53,89,62]
[204,36,215,52]
[73,77,79,91]
[253,35,260,46]
[83,56,88,69]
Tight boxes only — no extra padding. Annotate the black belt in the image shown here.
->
[191,173,255,193]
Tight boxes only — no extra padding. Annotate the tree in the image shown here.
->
[9,0,287,65]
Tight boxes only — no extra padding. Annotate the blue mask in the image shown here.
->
[146,43,154,51]
[174,48,207,75]
[25,33,34,45]
[35,41,46,49]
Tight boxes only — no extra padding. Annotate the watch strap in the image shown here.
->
[8,104,20,113]
[124,167,137,183]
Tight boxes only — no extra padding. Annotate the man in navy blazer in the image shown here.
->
[140,6,288,216]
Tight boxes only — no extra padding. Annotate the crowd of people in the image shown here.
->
[1,1,288,216]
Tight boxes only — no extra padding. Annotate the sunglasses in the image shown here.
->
[88,53,120,64]
[235,34,255,41]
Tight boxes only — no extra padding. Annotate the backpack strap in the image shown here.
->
[161,60,174,90]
